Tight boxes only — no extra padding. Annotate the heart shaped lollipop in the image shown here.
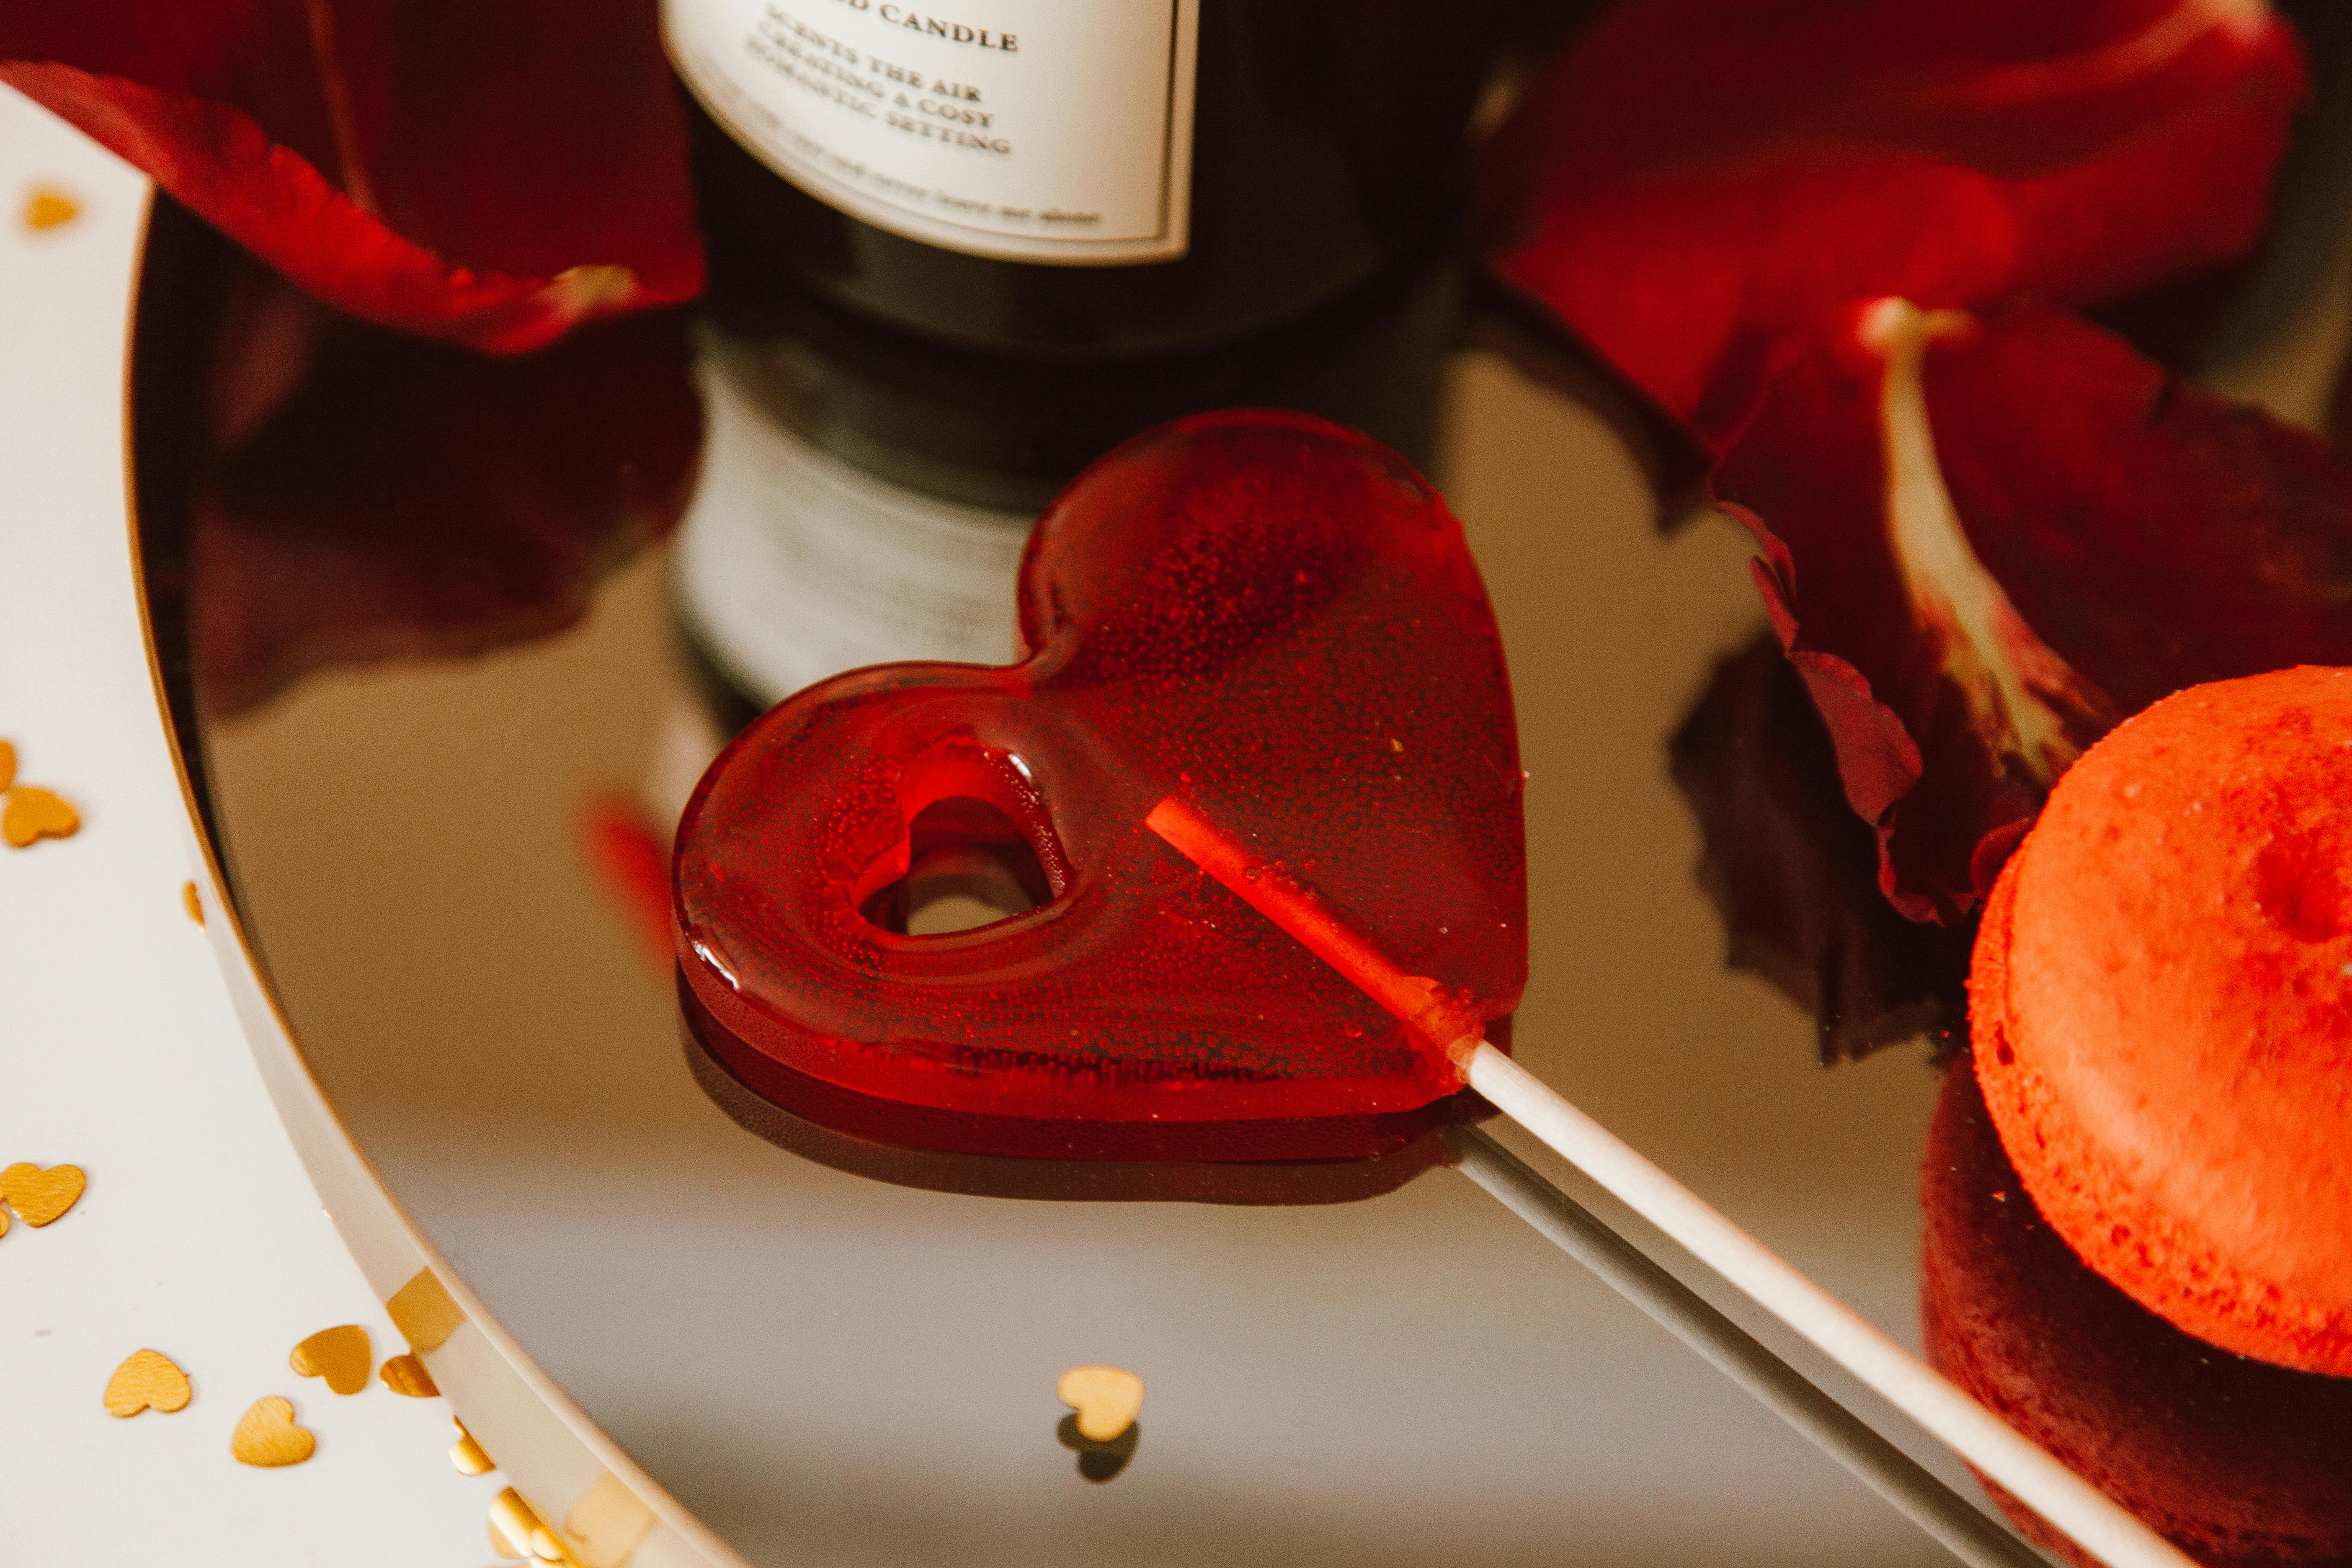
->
[674,411,1526,1161]
[671,414,2237,1562]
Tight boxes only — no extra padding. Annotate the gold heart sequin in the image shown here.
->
[490,1488,565,1563]
[449,1418,494,1476]
[289,1324,371,1395]
[1,1163,85,1226]
[104,1349,192,1417]
[1057,1365,1145,1442]
[387,1267,464,1350]
[231,1396,315,1466]
[3,786,79,847]
[0,743,79,848]
[563,1473,657,1568]
[22,187,81,231]
[379,1351,438,1397]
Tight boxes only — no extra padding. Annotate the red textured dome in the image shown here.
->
[1971,665,2352,1374]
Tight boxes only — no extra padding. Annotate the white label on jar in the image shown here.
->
[675,356,1033,707]
[667,0,1198,265]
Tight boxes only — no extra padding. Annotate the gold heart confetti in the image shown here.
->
[449,1418,494,1476]
[489,1488,567,1563]
[231,1396,315,1466]
[3,786,79,847]
[563,1473,657,1568]
[103,1349,192,1417]
[387,1267,464,1350]
[1056,1364,1145,1442]
[289,1324,371,1394]
[1,1162,85,1226]
[0,739,14,790]
[22,187,81,231]
[379,1351,438,1397]
[182,879,205,926]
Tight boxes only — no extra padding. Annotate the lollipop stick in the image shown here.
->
[1148,795,2196,1568]
[1445,1126,2044,1568]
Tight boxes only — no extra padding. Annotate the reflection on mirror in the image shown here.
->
[681,990,1473,1205]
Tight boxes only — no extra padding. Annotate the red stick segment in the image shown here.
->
[1145,795,1483,1073]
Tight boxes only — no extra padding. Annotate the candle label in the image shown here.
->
[675,359,1031,707]
[667,0,1198,264]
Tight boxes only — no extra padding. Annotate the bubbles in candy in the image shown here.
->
[673,411,1526,1161]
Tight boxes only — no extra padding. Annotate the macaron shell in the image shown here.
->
[1973,665,2352,1375]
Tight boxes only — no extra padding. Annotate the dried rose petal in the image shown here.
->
[1718,297,2352,921]
[1669,634,1971,1063]
[1484,0,2307,447]
[189,257,700,715]
[1,2,701,351]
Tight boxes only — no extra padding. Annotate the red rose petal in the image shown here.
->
[1920,303,2352,714]
[1485,0,2306,446]
[1716,298,2352,921]
[2,1,701,351]
[1669,635,1970,1063]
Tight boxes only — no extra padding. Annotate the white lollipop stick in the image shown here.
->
[1148,796,2196,1568]
[1447,1127,2044,1568]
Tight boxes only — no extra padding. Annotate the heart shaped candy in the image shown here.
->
[675,412,1526,1161]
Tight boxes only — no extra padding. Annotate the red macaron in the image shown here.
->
[1971,665,2352,1375]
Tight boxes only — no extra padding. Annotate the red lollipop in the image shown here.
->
[673,411,1526,1162]
[673,413,2223,1566]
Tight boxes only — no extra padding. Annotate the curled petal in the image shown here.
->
[2,1,701,351]
[1669,635,1970,1063]
[1716,299,2352,920]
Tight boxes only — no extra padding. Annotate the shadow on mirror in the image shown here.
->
[1055,1415,1140,1483]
